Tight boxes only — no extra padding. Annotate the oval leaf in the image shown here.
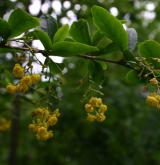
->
[8,9,39,37]
[92,6,128,51]
[52,41,99,56]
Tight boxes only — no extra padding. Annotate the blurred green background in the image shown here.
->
[1,0,160,165]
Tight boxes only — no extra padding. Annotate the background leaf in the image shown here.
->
[125,70,140,84]
[138,40,160,58]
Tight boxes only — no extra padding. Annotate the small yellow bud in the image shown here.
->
[146,95,159,107]
[87,113,96,122]
[6,83,17,94]
[99,104,107,113]
[47,116,58,126]
[95,98,102,107]
[37,126,47,134]
[85,104,94,113]
[0,118,11,132]
[89,97,97,106]
[96,113,106,122]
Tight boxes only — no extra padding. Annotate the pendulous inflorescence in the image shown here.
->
[29,107,60,141]
[85,97,108,122]
[6,63,41,94]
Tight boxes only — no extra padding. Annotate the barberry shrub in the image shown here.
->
[0,5,160,140]
[0,3,160,164]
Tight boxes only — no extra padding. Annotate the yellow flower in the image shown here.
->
[99,104,107,113]
[155,95,160,102]
[87,113,96,122]
[20,75,32,86]
[29,107,60,141]
[37,126,47,135]
[95,98,102,107]
[36,127,53,141]
[13,63,24,78]
[0,118,11,132]
[31,74,41,84]
[89,97,97,106]
[6,83,17,94]
[85,103,94,113]
[32,108,49,118]
[17,83,29,93]
[96,113,106,122]
[47,115,58,126]
[146,95,159,107]
[36,131,53,141]
[85,97,108,122]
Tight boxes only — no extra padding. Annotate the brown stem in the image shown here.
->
[78,54,137,70]
[8,96,21,165]
[1,45,137,70]
[2,45,45,54]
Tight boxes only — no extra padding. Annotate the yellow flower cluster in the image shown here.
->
[146,93,160,109]
[0,117,11,132]
[85,97,108,122]
[6,63,41,94]
[29,107,60,141]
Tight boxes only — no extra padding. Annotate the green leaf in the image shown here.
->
[53,24,69,42]
[138,40,160,58]
[52,41,99,57]
[40,15,58,40]
[70,19,91,44]
[0,18,11,41]
[92,6,128,51]
[8,9,39,37]
[30,29,52,50]
[125,70,140,84]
